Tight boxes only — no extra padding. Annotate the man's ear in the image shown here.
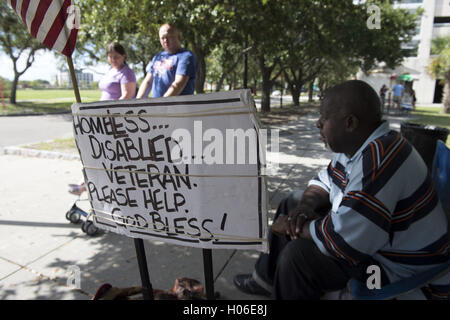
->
[345,114,359,132]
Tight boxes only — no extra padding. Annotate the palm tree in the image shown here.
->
[428,36,450,114]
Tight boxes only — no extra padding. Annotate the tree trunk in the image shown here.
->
[10,75,18,105]
[308,81,314,102]
[291,84,301,106]
[259,55,272,112]
[215,77,224,92]
[141,61,147,77]
[261,79,271,113]
[191,33,206,95]
[195,53,206,94]
[444,78,450,114]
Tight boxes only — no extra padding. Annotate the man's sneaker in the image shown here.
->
[233,274,271,297]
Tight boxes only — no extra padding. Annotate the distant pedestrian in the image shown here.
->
[392,82,405,110]
[99,42,136,101]
[379,84,388,112]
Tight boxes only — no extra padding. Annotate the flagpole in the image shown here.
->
[66,55,81,103]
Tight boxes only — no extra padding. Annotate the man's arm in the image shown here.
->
[272,185,330,240]
[163,74,190,97]
[136,73,153,99]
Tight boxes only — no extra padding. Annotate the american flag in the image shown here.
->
[6,0,78,57]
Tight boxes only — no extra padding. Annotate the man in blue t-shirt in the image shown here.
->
[136,24,197,98]
[392,82,405,110]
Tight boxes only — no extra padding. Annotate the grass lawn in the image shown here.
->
[0,89,101,115]
[410,106,450,147]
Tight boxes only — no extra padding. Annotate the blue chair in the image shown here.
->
[349,140,450,300]
[432,140,450,226]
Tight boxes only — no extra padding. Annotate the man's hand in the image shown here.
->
[272,185,330,240]
[287,210,312,240]
[272,211,312,240]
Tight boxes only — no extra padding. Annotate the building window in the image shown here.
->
[434,16,450,24]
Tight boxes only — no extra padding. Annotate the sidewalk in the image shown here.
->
[0,111,411,300]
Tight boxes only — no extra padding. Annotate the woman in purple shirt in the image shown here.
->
[99,42,136,101]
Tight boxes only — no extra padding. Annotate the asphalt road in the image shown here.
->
[0,113,74,153]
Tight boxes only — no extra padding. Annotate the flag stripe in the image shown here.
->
[20,0,30,27]
[7,0,77,57]
[25,0,40,30]
[30,0,52,38]
[61,27,78,57]
[15,0,23,18]
[9,0,17,11]
[43,0,71,50]
[35,1,61,44]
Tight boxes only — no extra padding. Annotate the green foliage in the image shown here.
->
[429,36,450,113]
[429,36,450,80]
[2,0,421,110]
[0,2,47,103]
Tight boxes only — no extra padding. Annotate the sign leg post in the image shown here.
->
[134,238,154,300]
[202,248,215,300]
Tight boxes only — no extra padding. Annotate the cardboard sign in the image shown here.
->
[71,90,268,251]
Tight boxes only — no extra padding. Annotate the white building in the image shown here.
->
[55,69,93,88]
[359,0,450,105]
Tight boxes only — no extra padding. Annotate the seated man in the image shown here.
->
[234,80,449,300]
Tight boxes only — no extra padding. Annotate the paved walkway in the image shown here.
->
[0,111,413,300]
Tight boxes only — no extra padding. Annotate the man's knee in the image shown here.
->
[277,238,313,271]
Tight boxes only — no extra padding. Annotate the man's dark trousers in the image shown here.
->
[254,190,374,299]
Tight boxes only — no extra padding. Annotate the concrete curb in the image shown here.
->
[3,146,80,161]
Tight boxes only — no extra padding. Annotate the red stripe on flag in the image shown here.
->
[30,0,52,38]
[20,0,31,27]
[61,27,78,57]
[42,0,71,50]
[10,0,17,11]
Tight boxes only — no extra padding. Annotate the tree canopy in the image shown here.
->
[3,0,421,110]
[0,1,47,104]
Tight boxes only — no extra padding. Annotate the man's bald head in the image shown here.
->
[323,80,382,127]
[159,23,181,54]
[159,24,180,37]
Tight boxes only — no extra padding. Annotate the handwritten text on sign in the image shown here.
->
[71,90,268,251]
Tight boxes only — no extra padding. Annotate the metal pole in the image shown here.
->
[243,37,248,89]
[388,91,391,114]
[66,55,81,103]
[134,238,154,300]
[202,249,215,300]
[280,77,283,108]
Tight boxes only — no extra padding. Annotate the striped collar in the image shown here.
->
[347,121,391,163]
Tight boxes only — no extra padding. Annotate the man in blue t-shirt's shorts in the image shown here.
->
[137,24,198,98]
